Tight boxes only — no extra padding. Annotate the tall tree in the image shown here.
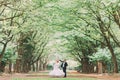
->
[0,0,25,72]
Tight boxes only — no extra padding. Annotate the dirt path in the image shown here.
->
[0,71,120,80]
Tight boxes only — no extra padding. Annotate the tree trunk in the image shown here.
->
[14,59,21,73]
[97,61,103,74]
[43,63,47,70]
[22,62,29,73]
[39,59,42,71]
[0,43,7,61]
[9,61,12,73]
[97,16,118,73]
[103,32,118,73]
[81,58,94,73]
[36,61,39,72]
[107,42,118,73]
[0,61,6,72]
[32,63,35,72]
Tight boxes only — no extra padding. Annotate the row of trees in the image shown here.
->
[53,0,120,73]
[0,0,120,74]
[42,0,120,73]
[0,0,51,73]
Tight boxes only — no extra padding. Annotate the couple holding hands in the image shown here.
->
[49,59,68,78]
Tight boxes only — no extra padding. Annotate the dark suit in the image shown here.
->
[61,61,68,77]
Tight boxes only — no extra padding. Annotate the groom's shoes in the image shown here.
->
[63,76,66,78]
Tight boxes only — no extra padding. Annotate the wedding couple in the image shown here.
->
[49,59,68,78]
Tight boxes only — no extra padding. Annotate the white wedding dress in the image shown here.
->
[49,63,64,77]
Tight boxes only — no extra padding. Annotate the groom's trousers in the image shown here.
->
[63,68,67,77]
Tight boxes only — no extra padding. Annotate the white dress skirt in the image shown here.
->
[49,63,64,77]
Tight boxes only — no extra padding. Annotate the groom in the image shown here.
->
[60,59,68,77]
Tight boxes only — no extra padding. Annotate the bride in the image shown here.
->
[49,60,64,77]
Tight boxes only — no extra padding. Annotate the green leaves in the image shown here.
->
[1,48,17,63]
[89,48,111,64]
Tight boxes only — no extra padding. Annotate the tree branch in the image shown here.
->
[0,12,23,21]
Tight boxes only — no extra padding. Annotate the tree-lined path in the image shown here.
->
[0,0,120,80]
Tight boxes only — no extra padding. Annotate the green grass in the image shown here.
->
[12,78,96,80]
